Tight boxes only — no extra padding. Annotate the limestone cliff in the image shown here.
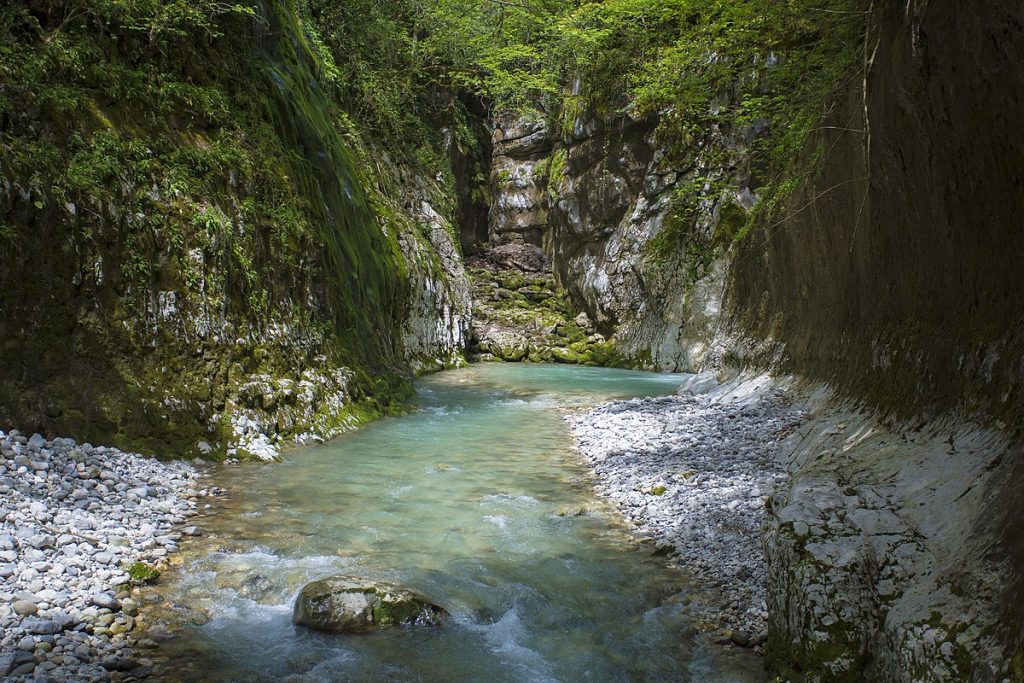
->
[0,0,470,459]
[487,107,750,372]
[544,111,744,372]
[718,1,1024,679]
[488,115,552,247]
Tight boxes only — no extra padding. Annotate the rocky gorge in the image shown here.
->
[483,1,1024,678]
[1,0,1023,680]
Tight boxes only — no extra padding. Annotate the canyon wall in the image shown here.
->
[726,1,1024,428]
[722,2,1024,679]
[479,1,1024,678]
[0,0,470,459]
[487,110,749,371]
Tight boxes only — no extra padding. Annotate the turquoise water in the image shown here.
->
[151,364,762,682]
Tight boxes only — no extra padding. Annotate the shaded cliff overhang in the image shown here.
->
[726,0,1024,431]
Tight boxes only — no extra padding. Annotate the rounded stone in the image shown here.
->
[292,575,447,634]
[90,594,120,611]
[12,601,38,616]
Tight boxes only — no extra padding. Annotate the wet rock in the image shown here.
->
[730,631,751,647]
[293,576,447,634]
[9,661,36,677]
[22,618,62,635]
[100,655,138,671]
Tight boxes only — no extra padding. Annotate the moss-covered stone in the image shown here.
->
[126,562,160,584]
[292,575,447,633]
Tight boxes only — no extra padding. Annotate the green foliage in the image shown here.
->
[0,0,314,303]
[638,1,865,214]
[547,148,568,192]
[548,0,688,114]
[496,0,867,286]
[394,0,865,253]
[304,0,431,148]
[0,0,435,441]
[421,0,568,115]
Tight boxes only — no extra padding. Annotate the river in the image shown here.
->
[146,363,762,682]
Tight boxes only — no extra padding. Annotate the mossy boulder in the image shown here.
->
[551,347,582,364]
[126,562,160,584]
[487,330,529,361]
[467,244,638,368]
[292,575,447,634]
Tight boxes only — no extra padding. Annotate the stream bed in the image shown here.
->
[147,363,763,682]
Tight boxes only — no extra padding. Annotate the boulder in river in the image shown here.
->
[292,575,447,633]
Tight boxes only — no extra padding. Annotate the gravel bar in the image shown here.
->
[568,387,805,647]
[0,429,220,681]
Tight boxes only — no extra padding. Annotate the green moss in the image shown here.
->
[497,272,527,290]
[546,148,569,199]
[0,0,463,455]
[468,263,634,368]
[766,616,871,683]
[1010,643,1024,683]
[371,599,424,628]
[551,347,582,364]
[126,561,160,584]
[371,603,395,627]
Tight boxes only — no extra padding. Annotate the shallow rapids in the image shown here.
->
[148,364,762,682]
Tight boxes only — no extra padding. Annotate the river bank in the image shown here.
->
[0,430,218,681]
[569,374,806,650]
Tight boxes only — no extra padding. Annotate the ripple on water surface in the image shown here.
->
[150,364,763,682]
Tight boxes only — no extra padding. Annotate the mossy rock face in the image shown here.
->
[550,347,582,364]
[293,575,447,634]
[467,244,640,368]
[0,0,476,459]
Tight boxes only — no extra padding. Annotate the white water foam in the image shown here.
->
[480,493,540,506]
[483,515,509,530]
[473,609,558,683]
